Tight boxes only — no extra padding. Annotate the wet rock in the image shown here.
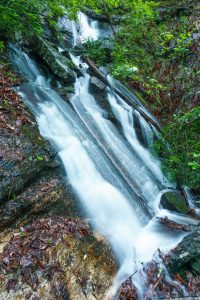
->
[36,38,75,83]
[0,62,117,300]
[89,76,106,92]
[0,217,117,300]
[0,168,82,230]
[57,13,82,48]
[0,65,81,226]
[133,111,148,148]
[0,66,57,203]
[165,229,200,277]
[160,190,189,214]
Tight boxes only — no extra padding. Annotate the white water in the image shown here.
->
[9,13,197,298]
[78,12,112,42]
[106,90,165,185]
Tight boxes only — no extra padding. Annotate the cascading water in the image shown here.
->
[9,12,197,298]
[78,12,112,42]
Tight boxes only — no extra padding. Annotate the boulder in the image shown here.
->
[165,229,200,276]
[89,76,107,92]
[160,190,189,214]
[36,38,75,83]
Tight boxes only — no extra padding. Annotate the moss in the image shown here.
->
[133,89,149,107]
[167,193,188,214]
[21,125,45,147]
[192,259,200,274]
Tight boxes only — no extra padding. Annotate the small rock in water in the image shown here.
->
[90,76,107,92]
[160,190,189,214]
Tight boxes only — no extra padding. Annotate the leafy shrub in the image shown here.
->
[155,107,200,189]
[112,63,138,80]
[0,0,66,41]
[80,38,111,66]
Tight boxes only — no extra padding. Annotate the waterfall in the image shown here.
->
[9,12,195,298]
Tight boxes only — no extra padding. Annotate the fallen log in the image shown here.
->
[157,216,199,232]
[85,57,161,131]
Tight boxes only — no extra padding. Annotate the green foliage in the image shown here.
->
[110,1,158,80]
[35,155,44,161]
[0,41,5,52]
[62,0,127,19]
[0,0,198,190]
[155,107,200,189]
[0,0,67,42]
[159,29,192,60]
[112,63,138,80]
[79,38,110,66]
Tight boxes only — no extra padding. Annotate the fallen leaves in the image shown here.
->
[0,65,34,133]
[0,217,90,292]
[119,277,137,300]
[144,260,183,299]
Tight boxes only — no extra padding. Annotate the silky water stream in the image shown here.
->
[9,13,198,299]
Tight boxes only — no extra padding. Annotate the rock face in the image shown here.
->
[160,190,189,214]
[0,217,117,300]
[165,229,200,276]
[0,168,83,230]
[0,65,56,203]
[36,38,75,83]
[58,14,81,47]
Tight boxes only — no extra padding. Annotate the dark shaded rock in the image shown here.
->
[165,229,200,276]
[0,66,57,203]
[0,63,117,300]
[0,167,83,230]
[36,38,75,83]
[133,111,148,148]
[0,65,81,226]
[89,76,106,92]
[160,190,189,214]
[0,124,56,203]
[118,277,137,300]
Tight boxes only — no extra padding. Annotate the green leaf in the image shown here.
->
[36,155,44,161]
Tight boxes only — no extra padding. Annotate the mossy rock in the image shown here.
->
[160,190,188,214]
[36,38,75,84]
[165,229,200,278]
[192,258,200,274]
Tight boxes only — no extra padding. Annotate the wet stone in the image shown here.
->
[164,229,200,276]
[36,38,75,84]
[160,190,189,214]
[89,76,107,92]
